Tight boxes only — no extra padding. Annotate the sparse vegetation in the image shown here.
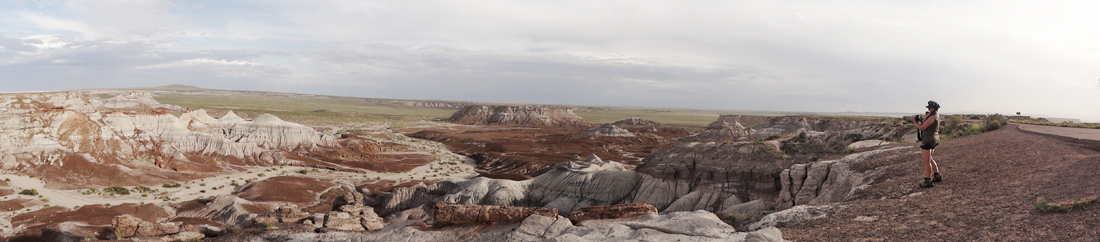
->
[18,189,38,196]
[103,186,131,196]
[1035,196,1099,213]
[81,188,98,195]
[1014,119,1100,129]
[153,94,459,126]
[132,186,155,193]
[162,182,182,188]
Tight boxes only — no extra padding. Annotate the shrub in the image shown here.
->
[82,188,98,195]
[162,182,182,188]
[985,120,1002,132]
[983,114,1007,131]
[4,178,9,182]
[258,173,265,177]
[1036,196,1099,213]
[18,189,38,196]
[103,186,131,196]
[133,186,155,193]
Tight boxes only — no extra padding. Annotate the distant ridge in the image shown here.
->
[150,84,206,90]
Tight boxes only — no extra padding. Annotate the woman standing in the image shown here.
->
[912,100,942,188]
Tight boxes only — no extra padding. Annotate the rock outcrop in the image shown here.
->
[634,142,790,210]
[374,142,787,219]
[252,204,312,224]
[580,123,634,137]
[176,195,277,227]
[613,117,659,126]
[110,214,205,241]
[445,105,593,127]
[777,147,907,209]
[360,211,786,242]
[0,92,429,187]
[433,203,559,227]
[566,203,657,224]
[111,214,143,238]
[680,115,754,142]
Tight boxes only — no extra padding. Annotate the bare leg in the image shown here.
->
[930,149,939,173]
[922,149,933,178]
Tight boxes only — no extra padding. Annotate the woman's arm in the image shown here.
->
[915,115,936,131]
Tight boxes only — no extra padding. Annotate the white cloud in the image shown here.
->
[1,0,1099,121]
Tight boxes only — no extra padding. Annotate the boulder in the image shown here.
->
[503,215,575,241]
[128,231,205,242]
[311,213,326,228]
[324,212,366,231]
[274,204,312,223]
[748,204,845,231]
[136,221,180,237]
[847,140,889,150]
[433,203,558,227]
[567,203,658,224]
[334,191,366,209]
[111,214,143,238]
[360,207,385,231]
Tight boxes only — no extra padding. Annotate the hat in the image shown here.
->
[926,100,940,109]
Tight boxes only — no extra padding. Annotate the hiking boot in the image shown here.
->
[919,178,934,188]
[932,173,943,182]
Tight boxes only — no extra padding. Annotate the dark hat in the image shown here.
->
[926,100,940,109]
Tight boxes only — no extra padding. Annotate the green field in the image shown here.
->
[154,94,459,126]
[149,89,892,128]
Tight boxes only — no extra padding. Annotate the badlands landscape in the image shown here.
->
[1,86,1098,241]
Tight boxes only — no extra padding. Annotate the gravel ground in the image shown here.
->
[780,124,1100,241]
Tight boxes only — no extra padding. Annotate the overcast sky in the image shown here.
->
[2,0,1098,120]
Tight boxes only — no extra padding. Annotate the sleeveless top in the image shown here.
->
[921,115,939,144]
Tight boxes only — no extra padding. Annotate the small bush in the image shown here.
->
[985,120,1002,132]
[257,173,265,177]
[199,190,206,193]
[19,189,38,196]
[82,188,98,195]
[4,178,9,182]
[133,186,155,193]
[103,186,131,196]
[1036,196,1099,213]
[162,182,182,188]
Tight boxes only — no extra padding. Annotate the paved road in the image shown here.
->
[1015,123,1100,148]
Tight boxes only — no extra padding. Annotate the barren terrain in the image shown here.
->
[780,125,1100,241]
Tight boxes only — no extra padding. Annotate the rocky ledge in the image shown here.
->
[445,105,594,127]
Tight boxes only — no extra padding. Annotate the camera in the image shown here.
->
[913,114,923,123]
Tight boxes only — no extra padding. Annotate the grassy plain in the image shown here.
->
[154,94,459,126]
[151,91,893,128]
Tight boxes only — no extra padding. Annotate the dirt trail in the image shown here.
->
[780,124,1100,241]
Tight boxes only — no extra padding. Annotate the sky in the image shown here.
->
[1,0,1099,121]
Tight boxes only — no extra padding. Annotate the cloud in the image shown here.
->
[1,0,1099,121]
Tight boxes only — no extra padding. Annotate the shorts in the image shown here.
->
[920,142,938,150]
